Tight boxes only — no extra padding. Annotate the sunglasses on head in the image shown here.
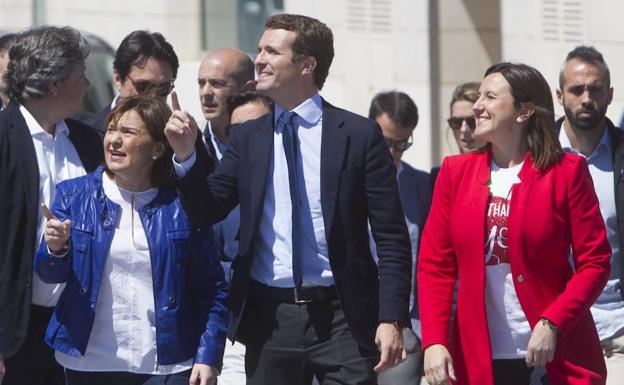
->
[126,74,175,97]
[384,135,413,152]
[447,116,476,130]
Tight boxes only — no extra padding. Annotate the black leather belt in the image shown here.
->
[249,280,338,304]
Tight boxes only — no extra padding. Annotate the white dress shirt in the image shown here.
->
[21,105,86,307]
[56,172,193,373]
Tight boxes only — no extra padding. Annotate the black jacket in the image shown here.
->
[176,101,412,352]
[0,102,102,357]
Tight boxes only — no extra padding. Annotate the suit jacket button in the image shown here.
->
[79,287,86,294]
[517,275,524,283]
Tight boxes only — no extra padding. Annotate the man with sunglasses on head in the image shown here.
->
[82,30,178,138]
[368,90,432,385]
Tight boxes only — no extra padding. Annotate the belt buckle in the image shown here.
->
[294,287,313,304]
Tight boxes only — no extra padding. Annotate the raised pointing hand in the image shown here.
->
[164,90,199,162]
[42,203,71,255]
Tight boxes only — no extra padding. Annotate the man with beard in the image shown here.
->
[557,45,624,385]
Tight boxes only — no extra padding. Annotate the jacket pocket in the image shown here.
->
[168,229,192,261]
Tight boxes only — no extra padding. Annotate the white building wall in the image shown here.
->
[501,0,624,125]
[287,0,433,170]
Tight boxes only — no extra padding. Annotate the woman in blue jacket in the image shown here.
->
[35,94,228,385]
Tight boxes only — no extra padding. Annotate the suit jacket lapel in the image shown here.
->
[320,103,348,239]
[508,153,536,266]
[10,106,39,221]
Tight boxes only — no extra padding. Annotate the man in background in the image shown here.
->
[557,45,624,385]
[369,90,432,385]
[83,30,178,137]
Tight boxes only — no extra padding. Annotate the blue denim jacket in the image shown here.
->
[35,167,228,370]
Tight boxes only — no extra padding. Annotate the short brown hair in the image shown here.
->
[265,14,334,89]
[485,62,562,169]
[104,93,173,186]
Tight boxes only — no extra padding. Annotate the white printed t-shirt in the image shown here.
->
[484,160,531,359]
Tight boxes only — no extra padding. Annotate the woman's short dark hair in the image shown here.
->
[104,93,173,187]
[265,14,334,90]
[5,26,89,103]
[485,62,562,169]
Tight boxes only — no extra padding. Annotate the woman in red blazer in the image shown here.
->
[418,62,611,385]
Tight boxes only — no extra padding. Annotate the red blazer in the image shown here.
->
[418,150,610,385]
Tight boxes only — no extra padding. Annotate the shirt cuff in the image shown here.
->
[172,151,197,178]
[47,245,69,258]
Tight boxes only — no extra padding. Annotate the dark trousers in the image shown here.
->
[492,359,533,385]
[3,305,64,385]
[65,368,191,385]
[237,293,377,385]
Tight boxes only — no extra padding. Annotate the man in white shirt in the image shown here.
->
[0,26,103,385]
[557,45,624,385]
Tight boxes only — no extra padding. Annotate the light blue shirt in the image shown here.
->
[559,123,624,341]
[252,93,332,287]
[174,93,333,288]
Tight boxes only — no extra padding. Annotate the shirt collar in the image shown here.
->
[20,104,69,138]
[274,92,323,127]
[559,120,611,160]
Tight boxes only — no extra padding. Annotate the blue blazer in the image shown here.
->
[35,167,228,369]
[176,100,412,353]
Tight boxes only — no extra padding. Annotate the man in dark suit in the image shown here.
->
[82,30,179,138]
[368,91,432,385]
[166,14,411,385]
[0,26,103,385]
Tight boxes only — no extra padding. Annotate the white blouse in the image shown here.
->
[56,172,193,374]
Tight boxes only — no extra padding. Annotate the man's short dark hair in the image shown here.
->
[559,45,610,89]
[113,30,179,81]
[227,91,273,118]
[0,33,17,54]
[265,14,334,90]
[368,91,419,130]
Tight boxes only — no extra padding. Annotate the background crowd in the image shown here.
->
[0,9,623,385]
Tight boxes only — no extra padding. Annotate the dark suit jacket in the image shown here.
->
[0,102,103,357]
[397,162,432,321]
[81,104,111,140]
[177,100,412,352]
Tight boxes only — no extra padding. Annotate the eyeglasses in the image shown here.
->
[447,117,476,130]
[384,135,413,152]
[126,74,175,97]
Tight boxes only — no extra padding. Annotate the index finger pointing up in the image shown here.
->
[41,203,57,221]
[171,90,181,111]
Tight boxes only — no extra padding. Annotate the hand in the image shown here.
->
[165,90,199,163]
[526,319,558,368]
[373,322,406,372]
[189,363,217,385]
[42,204,71,255]
[424,344,456,385]
[0,353,6,384]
